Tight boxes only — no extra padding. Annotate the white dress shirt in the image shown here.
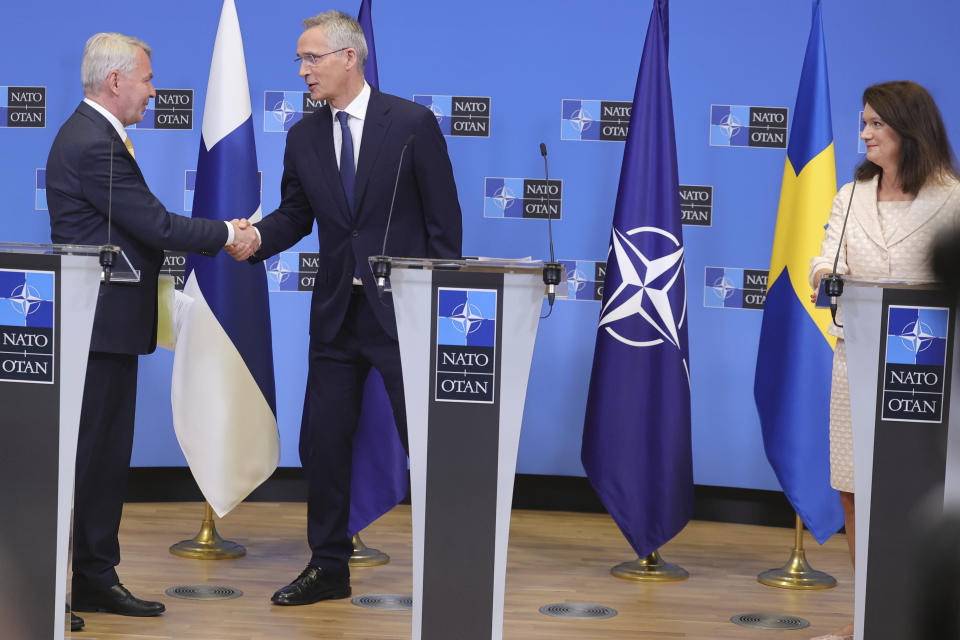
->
[330,81,371,172]
[331,82,371,284]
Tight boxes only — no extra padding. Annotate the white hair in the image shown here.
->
[81,32,152,94]
[302,10,368,71]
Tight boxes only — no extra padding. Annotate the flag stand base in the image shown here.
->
[757,515,836,589]
[349,534,390,567]
[611,550,688,581]
[169,502,246,559]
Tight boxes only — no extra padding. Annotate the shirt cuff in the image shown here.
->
[224,221,235,246]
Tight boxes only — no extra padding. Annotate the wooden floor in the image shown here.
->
[70,503,853,639]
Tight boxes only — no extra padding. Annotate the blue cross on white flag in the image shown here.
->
[170,0,279,517]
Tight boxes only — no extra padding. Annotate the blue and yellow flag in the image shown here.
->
[753,0,843,544]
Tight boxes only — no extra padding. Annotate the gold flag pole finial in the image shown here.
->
[349,533,390,567]
[169,502,246,559]
[757,513,836,589]
[611,549,689,581]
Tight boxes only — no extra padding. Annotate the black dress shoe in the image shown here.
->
[73,583,165,617]
[71,612,84,631]
[271,565,351,605]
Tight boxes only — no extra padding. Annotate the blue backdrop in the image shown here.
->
[3,0,959,493]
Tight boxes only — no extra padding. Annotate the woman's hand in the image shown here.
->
[811,268,831,304]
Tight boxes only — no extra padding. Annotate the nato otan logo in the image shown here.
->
[710,105,788,148]
[160,252,186,290]
[413,95,490,137]
[435,287,497,404]
[35,169,46,211]
[127,90,193,130]
[704,267,768,310]
[0,86,45,128]
[882,306,950,423]
[264,91,324,132]
[0,269,55,383]
[561,99,631,141]
[265,252,318,292]
[484,177,562,219]
[680,185,712,226]
[559,260,605,301]
[184,170,261,212]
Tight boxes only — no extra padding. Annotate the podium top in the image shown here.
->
[370,255,553,276]
[0,242,140,283]
[842,276,940,290]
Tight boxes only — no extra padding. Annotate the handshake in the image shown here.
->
[226,218,260,261]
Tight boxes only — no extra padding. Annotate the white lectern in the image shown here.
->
[380,257,557,640]
[841,279,957,640]
[0,243,122,638]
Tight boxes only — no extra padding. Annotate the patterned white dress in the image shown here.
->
[810,175,960,492]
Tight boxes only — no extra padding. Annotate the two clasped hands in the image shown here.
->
[226,218,260,261]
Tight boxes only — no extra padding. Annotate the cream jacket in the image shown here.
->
[810,174,960,338]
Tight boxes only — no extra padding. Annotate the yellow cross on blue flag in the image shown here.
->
[754,0,843,543]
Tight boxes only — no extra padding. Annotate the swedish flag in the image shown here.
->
[754,0,843,544]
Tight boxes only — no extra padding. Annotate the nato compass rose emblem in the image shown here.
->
[271,99,297,129]
[599,226,687,351]
[267,258,293,287]
[718,112,742,139]
[710,276,736,301]
[491,185,518,213]
[898,319,936,355]
[449,302,484,335]
[569,107,594,135]
[567,267,589,296]
[9,283,43,316]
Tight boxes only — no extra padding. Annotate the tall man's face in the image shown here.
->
[115,48,155,126]
[297,27,351,106]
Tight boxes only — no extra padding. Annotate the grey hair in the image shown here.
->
[81,33,152,94]
[302,10,368,72]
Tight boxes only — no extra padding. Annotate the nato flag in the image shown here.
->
[581,0,693,558]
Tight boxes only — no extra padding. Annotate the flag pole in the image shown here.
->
[169,502,245,559]
[757,513,836,589]
[612,549,688,581]
[349,533,389,567]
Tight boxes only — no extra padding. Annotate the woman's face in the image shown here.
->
[861,103,901,170]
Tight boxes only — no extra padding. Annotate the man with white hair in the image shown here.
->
[239,10,462,606]
[46,32,259,629]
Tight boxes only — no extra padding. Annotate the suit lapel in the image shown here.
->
[851,175,886,249]
[886,177,959,246]
[353,88,391,220]
[310,104,352,224]
[76,102,148,184]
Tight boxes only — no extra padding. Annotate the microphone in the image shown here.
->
[372,134,415,298]
[822,181,858,328]
[99,139,119,283]
[539,143,562,315]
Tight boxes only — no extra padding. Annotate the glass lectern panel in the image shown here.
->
[0,242,140,283]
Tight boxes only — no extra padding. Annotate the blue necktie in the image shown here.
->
[336,110,356,213]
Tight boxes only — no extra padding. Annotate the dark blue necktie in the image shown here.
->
[336,110,356,213]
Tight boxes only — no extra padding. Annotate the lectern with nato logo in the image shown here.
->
[840,279,959,640]
[0,243,130,639]
[376,256,557,640]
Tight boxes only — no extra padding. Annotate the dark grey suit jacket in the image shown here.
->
[252,88,463,342]
[46,101,228,354]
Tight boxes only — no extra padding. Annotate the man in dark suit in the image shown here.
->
[233,10,462,605]
[46,32,258,628]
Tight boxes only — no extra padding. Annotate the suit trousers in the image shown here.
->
[301,287,408,572]
[72,351,139,589]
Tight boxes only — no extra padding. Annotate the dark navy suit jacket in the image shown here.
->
[252,88,463,342]
[46,101,228,355]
